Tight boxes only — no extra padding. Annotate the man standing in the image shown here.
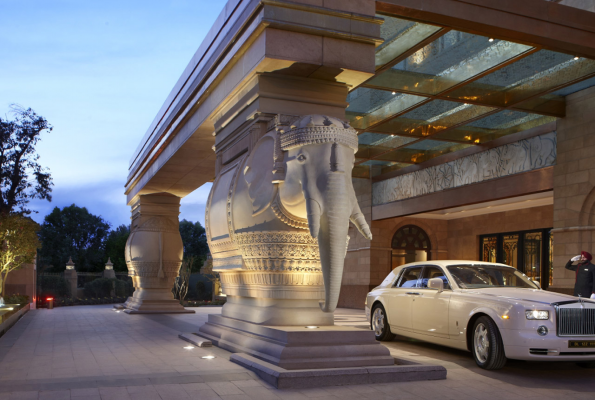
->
[565,251,595,299]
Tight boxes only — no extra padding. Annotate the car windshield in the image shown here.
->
[447,264,538,289]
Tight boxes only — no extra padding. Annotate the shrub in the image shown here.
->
[84,278,132,298]
[38,275,70,298]
[5,294,29,304]
[84,278,114,298]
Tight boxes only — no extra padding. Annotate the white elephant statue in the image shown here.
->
[204,115,372,326]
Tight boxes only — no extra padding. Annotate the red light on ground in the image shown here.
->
[46,297,53,301]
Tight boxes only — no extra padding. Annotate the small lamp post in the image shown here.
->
[65,257,75,270]
[103,257,116,279]
[64,257,78,299]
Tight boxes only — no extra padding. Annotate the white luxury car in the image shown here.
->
[365,261,595,370]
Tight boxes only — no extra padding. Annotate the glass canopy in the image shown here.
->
[350,15,595,178]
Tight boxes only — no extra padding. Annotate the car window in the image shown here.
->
[395,267,422,288]
[447,264,538,289]
[419,266,450,290]
[390,269,404,287]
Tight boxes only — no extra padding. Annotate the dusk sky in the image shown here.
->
[1,0,223,229]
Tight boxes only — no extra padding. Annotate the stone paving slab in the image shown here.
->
[0,305,593,399]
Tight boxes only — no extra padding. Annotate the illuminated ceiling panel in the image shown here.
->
[349,15,595,179]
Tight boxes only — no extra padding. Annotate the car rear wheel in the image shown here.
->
[371,304,395,341]
[472,316,507,370]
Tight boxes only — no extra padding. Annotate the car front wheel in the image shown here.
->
[472,316,507,370]
[371,304,395,341]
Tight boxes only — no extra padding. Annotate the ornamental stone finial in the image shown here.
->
[105,257,114,270]
[65,257,75,270]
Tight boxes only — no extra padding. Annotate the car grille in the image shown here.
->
[557,307,595,336]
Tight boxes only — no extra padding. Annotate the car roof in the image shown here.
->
[394,260,513,269]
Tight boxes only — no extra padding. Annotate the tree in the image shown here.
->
[104,224,130,272]
[38,204,110,272]
[179,219,208,272]
[0,214,39,298]
[0,106,53,215]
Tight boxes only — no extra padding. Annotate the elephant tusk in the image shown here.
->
[306,198,321,239]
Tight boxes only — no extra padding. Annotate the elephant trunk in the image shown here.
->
[317,171,350,313]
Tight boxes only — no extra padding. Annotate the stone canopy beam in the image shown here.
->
[125,0,382,205]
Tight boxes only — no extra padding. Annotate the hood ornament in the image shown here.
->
[579,294,585,308]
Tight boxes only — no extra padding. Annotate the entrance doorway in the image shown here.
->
[391,225,431,270]
[479,228,553,289]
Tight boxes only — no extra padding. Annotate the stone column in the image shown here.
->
[63,257,77,299]
[124,193,194,314]
[551,86,595,294]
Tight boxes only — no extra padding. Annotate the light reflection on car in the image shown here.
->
[365,261,595,370]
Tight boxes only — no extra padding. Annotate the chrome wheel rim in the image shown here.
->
[474,323,489,363]
[372,308,385,336]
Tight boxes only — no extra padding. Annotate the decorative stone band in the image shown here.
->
[209,239,239,254]
[280,126,358,152]
[219,271,324,299]
[550,226,595,233]
[234,231,321,272]
[136,216,179,233]
[126,261,181,277]
[373,131,557,205]
[220,271,324,286]
[243,258,320,272]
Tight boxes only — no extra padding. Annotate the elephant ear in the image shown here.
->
[244,133,277,216]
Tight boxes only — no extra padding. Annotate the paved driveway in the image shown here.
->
[0,305,593,400]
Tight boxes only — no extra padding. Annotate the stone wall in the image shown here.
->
[551,86,595,291]
[340,178,373,309]
[4,263,35,301]
[447,205,554,261]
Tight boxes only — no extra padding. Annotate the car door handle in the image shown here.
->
[406,292,420,295]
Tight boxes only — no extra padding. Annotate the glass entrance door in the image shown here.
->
[479,229,552,289]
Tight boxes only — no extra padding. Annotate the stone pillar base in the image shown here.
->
[124,297,194,314]
[122,289,194,314]
[197,314,393,370]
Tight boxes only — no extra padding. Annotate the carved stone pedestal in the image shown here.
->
[198,314,393,370]
[124,194,194,314]
[124,288,194,314]
[201,114,444,387]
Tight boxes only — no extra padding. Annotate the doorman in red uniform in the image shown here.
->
[565,251,595,299]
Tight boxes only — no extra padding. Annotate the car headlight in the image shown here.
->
[525,310,549,320]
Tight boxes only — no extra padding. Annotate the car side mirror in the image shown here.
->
[428,278,444,292]
[532,280,541,289]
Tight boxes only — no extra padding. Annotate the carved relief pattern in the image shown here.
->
[373,132,557,205]
[205,169,216,245]
[220,271,323,286]
[226,155,246,245]
[280,115,358,151]
[137,217,179,233]
[271,194,309,230]
[126,261,181,278]
[234,231,321,272]
[209,240,238,253]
